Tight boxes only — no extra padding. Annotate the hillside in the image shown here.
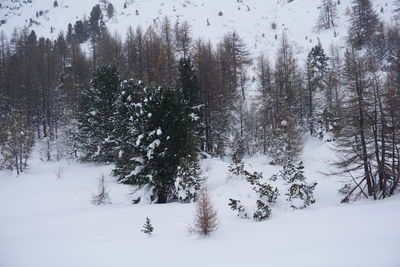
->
[1,0,396,60]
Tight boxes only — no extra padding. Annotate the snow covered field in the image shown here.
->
[1,137,399,267]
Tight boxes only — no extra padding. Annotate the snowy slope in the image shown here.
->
[0,138,399,267]
[0,0,397,62]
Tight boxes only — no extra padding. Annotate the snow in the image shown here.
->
[0,138,399,267]
[1,0,400,266]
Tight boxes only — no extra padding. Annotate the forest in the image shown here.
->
[0,0,399,206]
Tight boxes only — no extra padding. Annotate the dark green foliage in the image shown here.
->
[228,136,246,176]
[141,217,154,235]
[253,200,272,221]
[278,160,317,209]
[175,155,202,202]
[228,199,249,219]
[74,20,90,43]
[228,167,279,221]
[115,85,199,204]
[89,4,103,35]
[78,65,120,163]
[305,44,330,137]
[112,79,144,181]
[178,58,205,150]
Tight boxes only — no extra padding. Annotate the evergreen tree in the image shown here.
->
[177,58,205,150]
[272,160,317,209]
[89,4,103,35]
[141,217,154,235]
[113,79,144,182]
[78,65,120,163]
[228,134,245,176]
[229,168,279,221]
[118,86,199,204]
[305,44,330,136]
[175,155,201,202]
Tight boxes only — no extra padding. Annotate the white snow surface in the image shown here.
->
[0,137,399,267]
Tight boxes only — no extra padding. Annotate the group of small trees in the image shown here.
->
[229,157,317,221]
[141,188,218,237]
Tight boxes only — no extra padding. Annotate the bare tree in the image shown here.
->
[92,175,111,205]
[191,188,218,237]
[316,0,338,31]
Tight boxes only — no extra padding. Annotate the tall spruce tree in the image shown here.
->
[177,58,204,151]
[113,79,145,182]
[78,65,120,163]
[305,44,330,136]
[116,85,199,203]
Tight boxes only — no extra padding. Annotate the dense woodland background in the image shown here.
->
[0,0,400,204]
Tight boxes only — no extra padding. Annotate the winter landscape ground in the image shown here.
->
[1,0,400,266]
[1,137,399,267]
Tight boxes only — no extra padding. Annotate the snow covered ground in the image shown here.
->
[1,137,399,267]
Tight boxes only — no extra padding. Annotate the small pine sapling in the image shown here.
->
[92,175,111,205]
[141,217,154,236]
[229,168,279,221]
[280,160,317,209]
[228,137,246,176]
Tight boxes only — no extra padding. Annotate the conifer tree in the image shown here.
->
[112,79,144,182]
[175,154,202,202]
[178,58,205,150]
[305,44,330,136]
[141,217,154,235]
[78,65,120,163]
[277,160,317,209]
[119,86,199,204]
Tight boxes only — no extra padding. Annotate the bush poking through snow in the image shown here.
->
[229,169,279,221]
[276,160,317,209]
[228,199,249,219]
[91,175,111,205]
[141,217,154,236]
[191,189,218,237]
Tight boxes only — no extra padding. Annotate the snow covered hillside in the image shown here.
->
[0,0,397,60]
[0,137,399,267]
